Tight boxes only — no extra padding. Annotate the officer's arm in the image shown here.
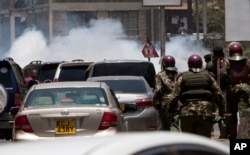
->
[167,75,182,113]
[210,75,225,117]
[153,73,164,110]
[154,74,162,94]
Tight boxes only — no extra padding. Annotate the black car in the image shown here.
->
[86,59,156,88]
[0,57,27,140]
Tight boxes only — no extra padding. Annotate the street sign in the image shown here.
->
[142,40,159,58]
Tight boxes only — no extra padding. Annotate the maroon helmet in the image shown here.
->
[228,42,246,61]
[161,55,177,71]
[188,54,202,72]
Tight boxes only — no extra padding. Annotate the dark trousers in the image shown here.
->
[180,115,213,138]
[224,89,243,139]
[159,108,171,131]
[224,114,238,139]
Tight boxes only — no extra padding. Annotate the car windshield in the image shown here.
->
[38,64,60,82]
[25,87,108,108]
[91,62,156,88]
[58,66,89,81]
[98,79,147,93]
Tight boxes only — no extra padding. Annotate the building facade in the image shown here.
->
[0,0,192,52]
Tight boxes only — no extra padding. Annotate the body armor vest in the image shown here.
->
[180,70,213,102]
[229,59,249,85]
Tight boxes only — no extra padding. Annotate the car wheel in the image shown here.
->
[0,83,7,115]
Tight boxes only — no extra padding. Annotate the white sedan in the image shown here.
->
[12,81,128,141]
[3,132,229,155]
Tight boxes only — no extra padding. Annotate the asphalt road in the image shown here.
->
[0,123,231,146]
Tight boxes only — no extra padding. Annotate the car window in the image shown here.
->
[0,65,12,88]
[38,64,60,82]
[11,64,27,93]
[25,88,108,108]
[58,66,88,81]
[98,79,147,93]
[134,144,228,155]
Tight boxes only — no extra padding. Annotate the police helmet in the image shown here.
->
[203,54,212,63]
[228,42,246,61]
[161,55,177,71]
[188,54,203,72]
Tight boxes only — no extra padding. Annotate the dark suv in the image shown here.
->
[23,60,66,83]
[86,59,156,88]
[0,57,27,140]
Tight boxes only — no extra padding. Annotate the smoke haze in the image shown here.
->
[4,18,209,73]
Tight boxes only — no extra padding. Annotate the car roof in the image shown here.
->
[30,81,107,90]
[91,59,154,64]
[0,132,229,155]
[87,75,145,81]
[58,61,93,67]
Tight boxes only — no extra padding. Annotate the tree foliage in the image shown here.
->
[192,0,225,48]
[193,0,224,33]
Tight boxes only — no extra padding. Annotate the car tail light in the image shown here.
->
[15,115,33,133]
[135,98,153,106]
[14,93,22,108]
[148,125,158,130]
[98,112,117,130]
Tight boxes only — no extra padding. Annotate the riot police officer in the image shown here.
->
[204,46,230,138]
[168,54,225,138]
[226,42,250,139]
[205,46,229,92]
[153,55,178,131]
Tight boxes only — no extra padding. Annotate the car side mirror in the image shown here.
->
[10,107,19,116]
[123,104,137,113]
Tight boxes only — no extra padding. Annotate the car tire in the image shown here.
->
[0,83,7,115]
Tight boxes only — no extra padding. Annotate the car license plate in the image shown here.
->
[56,119,76,135]
[120,103,125,111]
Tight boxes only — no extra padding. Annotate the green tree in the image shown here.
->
[193,0,226,48]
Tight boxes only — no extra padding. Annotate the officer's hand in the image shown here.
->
[166,113,174,123]
[218,111,225,118]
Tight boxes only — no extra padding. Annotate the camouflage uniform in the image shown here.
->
[168,69,225,138]
[153,70,178,131]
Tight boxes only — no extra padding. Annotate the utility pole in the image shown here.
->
[195,0,199,40]
[160,6,166,57]
[202,0,207,42]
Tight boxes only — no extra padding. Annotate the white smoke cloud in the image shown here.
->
[165,35,210,71]
[5,18,209,73]
[5,28,50,63]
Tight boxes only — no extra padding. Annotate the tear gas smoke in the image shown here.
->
[4,18,209,73]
